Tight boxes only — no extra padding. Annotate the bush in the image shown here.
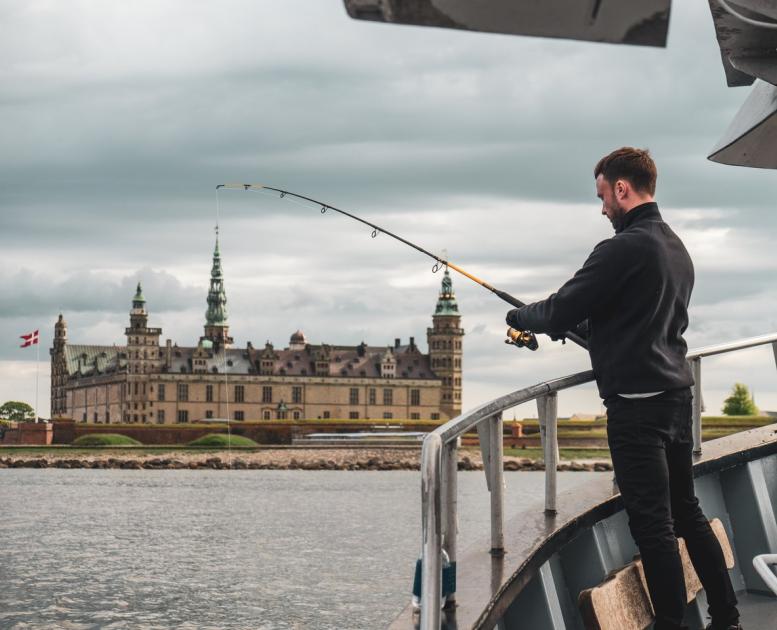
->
[72,434,142,446]
[187,433,259,447]
[722,383,758,416]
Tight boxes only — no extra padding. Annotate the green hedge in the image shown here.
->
[72,434,142,446]
[187,433,259,448]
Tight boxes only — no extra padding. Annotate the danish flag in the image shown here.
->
[20,330,39,348]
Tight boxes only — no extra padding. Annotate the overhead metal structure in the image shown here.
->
[343,0,672,46]
[706,0,777,168]
[343,0,777,170]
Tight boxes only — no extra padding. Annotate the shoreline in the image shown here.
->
[0,448,612,471]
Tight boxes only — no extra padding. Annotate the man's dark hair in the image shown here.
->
[594,147,657,196]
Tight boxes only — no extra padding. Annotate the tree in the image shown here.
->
[722,383,758,416]
[0,401,35,422]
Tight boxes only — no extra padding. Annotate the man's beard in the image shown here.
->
[608,203,626,232]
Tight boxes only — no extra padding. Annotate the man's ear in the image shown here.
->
[615,179,628,200]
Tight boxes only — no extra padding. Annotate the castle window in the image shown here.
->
[369,388,376,405]
[263,410,271,420]
[431,413,440,420]
[158,384,166,401]
[349,411,359,419]
[134,382,139,395]
[383,389,393,406]
[292,386,302,404]
[106,411,110,423]
[178,383,189,402]
[293,411,300,420]
[410,413,420,420]
[349,388,359,405]
[206,385,213,402]
[157,409,165,424]
[323,411,330,419]
[234,410,244,421]
[93,412,98,422]
[383,412,393,419]
[262,386,272,403]
[177,409,188,423]
[410,389,420,406]
[205,410,213,419]
[234,385,245,403]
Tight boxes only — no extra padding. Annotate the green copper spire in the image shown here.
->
[434,268,459,316]
[133,282,145,307]
[205,229,228,326]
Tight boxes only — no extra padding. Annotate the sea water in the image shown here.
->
[0,469,603,629]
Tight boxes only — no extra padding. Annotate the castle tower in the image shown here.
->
[124,283,162,423]
[50,314,68,417]
[202,229,233,348]
[427,268,464,418]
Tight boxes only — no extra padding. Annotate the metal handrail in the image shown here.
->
[418,332,777,629]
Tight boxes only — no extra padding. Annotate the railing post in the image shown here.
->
[489,413,505,555]
[772,341,777,372]
[420,433,442,630]
[538,393,559,514]
[691,357,702,455]
[441,439,458,607]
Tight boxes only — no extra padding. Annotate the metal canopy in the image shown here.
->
[708,80,777,169]
[707,0,777,87]
[343,0,671,47]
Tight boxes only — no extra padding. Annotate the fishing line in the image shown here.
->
[215,186,233,465]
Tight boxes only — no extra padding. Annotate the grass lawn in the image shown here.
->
[72,434,142,446]
[187,434,259,447]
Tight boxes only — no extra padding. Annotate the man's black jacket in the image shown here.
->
[507,202,694,399]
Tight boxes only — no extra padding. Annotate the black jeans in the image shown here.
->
[605,388,739,630]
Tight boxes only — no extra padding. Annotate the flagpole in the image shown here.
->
[35,336,40,423]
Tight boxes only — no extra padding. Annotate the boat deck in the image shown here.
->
[391,424,777,629]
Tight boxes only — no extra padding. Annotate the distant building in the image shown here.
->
[50,236,463,424]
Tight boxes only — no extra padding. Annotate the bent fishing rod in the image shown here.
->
[216,183,588,351]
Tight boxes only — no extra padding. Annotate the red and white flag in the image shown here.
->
[20,330,39,348]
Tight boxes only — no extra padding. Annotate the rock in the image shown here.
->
[504,459,521,471]
[594,462,613,472]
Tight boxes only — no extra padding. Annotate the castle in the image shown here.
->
[50,236,463,424]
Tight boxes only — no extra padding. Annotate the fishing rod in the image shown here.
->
[216,183,588,351]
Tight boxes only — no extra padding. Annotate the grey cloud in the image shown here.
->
[0,268,200,319]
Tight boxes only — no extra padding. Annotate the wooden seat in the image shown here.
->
[578,519,735,630]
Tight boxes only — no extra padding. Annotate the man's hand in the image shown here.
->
[505,308,522,328]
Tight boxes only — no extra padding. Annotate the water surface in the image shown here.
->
[0,469,603,629]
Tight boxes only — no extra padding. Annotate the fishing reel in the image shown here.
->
[505,327,539,351]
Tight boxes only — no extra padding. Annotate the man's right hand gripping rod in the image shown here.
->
[495,288,589,352]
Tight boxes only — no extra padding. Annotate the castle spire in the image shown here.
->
[133,282,145,308]
[206,227,228,327]
[203,226,233,347]
[434,268,459,316]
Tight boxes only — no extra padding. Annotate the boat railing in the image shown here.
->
[418,332,777,630]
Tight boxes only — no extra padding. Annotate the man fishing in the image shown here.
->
[505,147,741,630]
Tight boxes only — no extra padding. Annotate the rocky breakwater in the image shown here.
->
[0,449,612,471]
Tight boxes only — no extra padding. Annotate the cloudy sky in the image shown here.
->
[1,0,775,418]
